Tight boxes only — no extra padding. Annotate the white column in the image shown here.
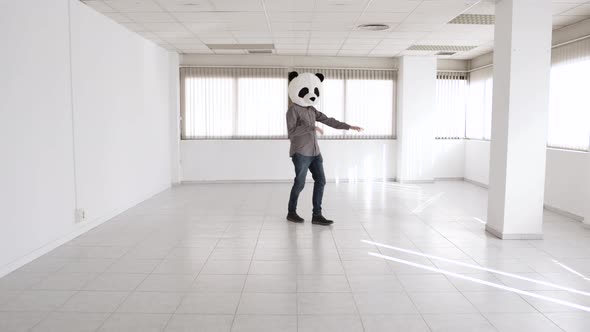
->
[585,147,590,228]
[396,56,436,183]
[486,0,552,239]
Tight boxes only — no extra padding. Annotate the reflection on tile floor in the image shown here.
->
[1,181,590,331]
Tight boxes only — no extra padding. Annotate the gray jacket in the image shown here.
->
[286,104,351,157]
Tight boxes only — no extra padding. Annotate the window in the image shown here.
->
[181,67,397,139]
[548,38,590,151]
[181,67,288,139]
[435,72,467,139]
[465,66,493,140]
[293,68,396,139]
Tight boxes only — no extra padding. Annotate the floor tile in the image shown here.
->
[296,275,351,293]
[353,292,417,314]
[98,313,171,332]
[422,313,496,332]
[298,314,364,332]
[164,314,234,332]
[362,314,430,332]
[31,312,109,332]
[176,292,241,314]
[347,274,403,293]
[59,291,129,313]
[484,313,563,332]
[201,260,251,275]
[298,293,358,314]
[0,290,75,312]
[409,292,478,314]
[462,291,537,313]
[137,274,196,292]
[191,274,247,293]
[243,275,296,293]
[237,293,297,315]
[0,312,46,332]
[83,273,146,291]
[117,292,184,313]
[546,312,590,332]
[231,315,297,332]
[397,274,457,292]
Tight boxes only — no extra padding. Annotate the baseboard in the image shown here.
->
[543,204,584,222]
[485,225,543,240]
[464,178,488,188]
[0,184,171,278]
[397,179,435,184]
[434,177,465,181]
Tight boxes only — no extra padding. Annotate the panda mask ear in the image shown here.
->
[288,71,299,83]
[315,73,324,82]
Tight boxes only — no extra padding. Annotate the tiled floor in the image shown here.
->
[1,181,590,331]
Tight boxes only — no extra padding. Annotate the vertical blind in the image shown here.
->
[181,67,288,139]
[181,67,396,139]
[548,37,590,151]
[435,72,467,139]
[295,68,396,139]
[465,66,493,140]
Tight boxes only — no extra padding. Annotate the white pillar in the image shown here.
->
[396,56,436,183]
[486,0,552,239]
[585,147,590,228]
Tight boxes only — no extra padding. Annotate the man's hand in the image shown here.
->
[349,126,364,132]
[315,127,324,135]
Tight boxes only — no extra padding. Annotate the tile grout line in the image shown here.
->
[228,215,265,331]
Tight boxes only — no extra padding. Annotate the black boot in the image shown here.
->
[312,214,333,226]
[286,212,304,223]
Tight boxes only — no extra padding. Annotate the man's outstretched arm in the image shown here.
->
[314,109,364,132]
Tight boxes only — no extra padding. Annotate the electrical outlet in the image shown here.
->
[75,209,85,223]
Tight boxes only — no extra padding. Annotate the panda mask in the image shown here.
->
[288,71,324,107]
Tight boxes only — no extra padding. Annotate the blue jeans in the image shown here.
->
[288,153,326,216]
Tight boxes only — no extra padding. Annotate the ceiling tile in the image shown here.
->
[106,13,134,23]
[559,4,590,16]
[265,0,315,11]
[157,0,215,12]
[276,49,307,55]
[120,22,148,32]
[142,22,187,32]
[155,31,196,39]
[315,0,370,12]
[357,12,408,23]
[211,0,265,11]
[83,1,116,13]
[338,49,371,56]
[104,0,163,12]
[126,12,176,23]
[365,0,420,12]
[552,15,588,26]
[308,50,339,56]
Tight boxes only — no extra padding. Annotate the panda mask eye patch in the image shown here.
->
[298,87,309,98]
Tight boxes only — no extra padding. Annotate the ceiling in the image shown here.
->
[82,0,590,60]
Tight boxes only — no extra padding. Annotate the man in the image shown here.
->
[286,71,363,225]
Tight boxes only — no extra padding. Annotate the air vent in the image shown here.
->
[407,45,476,52]
[248,49,273,54]
[448,14,495,25]
[207,44,275,50]
[437,51,457,56]
[357,24,390,31]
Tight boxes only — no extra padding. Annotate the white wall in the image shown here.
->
[181,139,465,182]
[0,0,77,275]
[70,1,175,223]
[181,140,397,182]
[433,140,465,179]
[464,140,588,220]
[464,140,491,186]
[0,0,178,276]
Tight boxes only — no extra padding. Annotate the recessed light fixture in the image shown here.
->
[357,24,390,31]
